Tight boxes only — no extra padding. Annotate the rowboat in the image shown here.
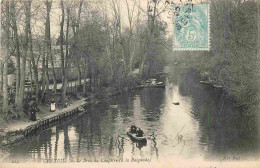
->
[155,83,165,88]
[138,83,165,89]
[110,105,118,109]
[200,80,214,85]
[213,84,223,89]
[127,131,147,141]
[78,106,85,112]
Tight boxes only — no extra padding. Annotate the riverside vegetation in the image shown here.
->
[0,0,259,137]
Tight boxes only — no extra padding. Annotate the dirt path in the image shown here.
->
[3,98,86,133]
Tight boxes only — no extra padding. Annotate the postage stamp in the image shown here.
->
[173,4,210,50]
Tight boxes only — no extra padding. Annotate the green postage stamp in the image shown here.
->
[173,4,210,50]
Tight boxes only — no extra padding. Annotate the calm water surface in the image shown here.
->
[5,67,259,163]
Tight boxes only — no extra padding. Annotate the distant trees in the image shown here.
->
[0,0,169,117]
[170,0,259,109]
[221,1,258,108]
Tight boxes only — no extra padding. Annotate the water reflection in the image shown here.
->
[5,67,259,162]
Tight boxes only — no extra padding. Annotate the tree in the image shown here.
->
[2,0,10,114]
[10,0,21,105]
[125,0,137,74]
[60,0,69,108]
[28,2,40,102]
[71,0,83,88]
[45,0,56,93]
[133,0,168,78]
[17,0,31,115]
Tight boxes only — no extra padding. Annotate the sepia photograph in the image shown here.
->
[0,0,259,167]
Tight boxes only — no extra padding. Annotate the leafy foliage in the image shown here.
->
[169,0,259,109]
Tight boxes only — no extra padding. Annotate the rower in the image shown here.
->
[136,128,144,137]
[130,125,137,133]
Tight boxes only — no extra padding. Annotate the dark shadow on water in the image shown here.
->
[175,67,259,158]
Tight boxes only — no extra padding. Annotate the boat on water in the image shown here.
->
[155,83,165,88]
[138,81,165,89]
[146,79,152,83]
[152,83,165,88]
[127,131,147,141]
[138,84,165,89]
[213,84,224,89]
[200,80,214,85]
[200,80,224,89]
[78,106,85,112]
[173,102,180,105]
[110,105,118,109]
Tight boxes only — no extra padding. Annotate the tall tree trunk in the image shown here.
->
[10,0,21,105]
[139,0,156,78]
[60,0,66,107]
[76,0,83,86]
[50,54,57,93]
[62,7,70,104]
[45,58,50,93]
[0,61,3,92]
[45,0,56,93]
[18,0,31,115]
[125,0,136,74]
[139,51,146,78]
[77,61,81,86]
[83,58,87,94]
[105,45,113,81]
[28,9,39,102]
[29,59,33,97]
[41,52,46,94]
[2,1,10,114]
[87,57,92,91]
[44,0,51,96]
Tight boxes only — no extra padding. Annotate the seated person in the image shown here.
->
[136,128,144,137]
[130,125,137,133]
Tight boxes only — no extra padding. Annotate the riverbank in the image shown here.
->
[0,94,99,161]
[0,73,168,161]
[0,96,87,144]
[0,89,123,146]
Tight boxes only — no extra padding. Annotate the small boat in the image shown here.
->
[127,131,147,141]
[173,102,180,105]
[78,106,85,112]
[213,84,223,89]
[95,100,102,104]
[110,105,118,109]
[200,80,214,85]
[138,83,165,89]
[154,84,166,88]
[146,79,152,83]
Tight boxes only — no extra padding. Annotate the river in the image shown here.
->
[4,66,259,163]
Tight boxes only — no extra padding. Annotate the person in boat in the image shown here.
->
[136,128,144,137]
[130,125,137,133]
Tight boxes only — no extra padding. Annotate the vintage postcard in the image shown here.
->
[0,0,259,168]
